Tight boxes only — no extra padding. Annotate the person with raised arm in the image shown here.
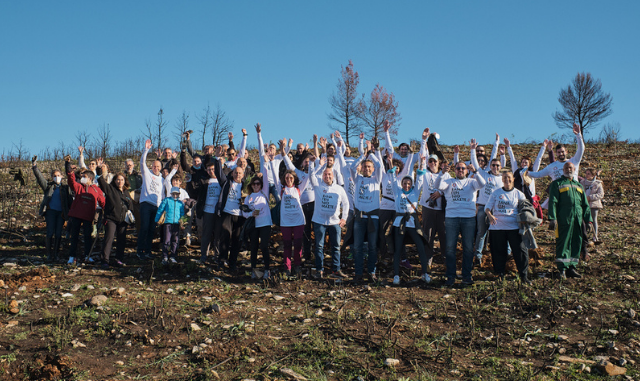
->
[506,137,547,205]
[32,155,71,262]
[526,123,584,182]
[283,137,317,261]
[434,160,486,287]
[379,149,407,264]
[216,164,246,274]
[382,121,429,179]
[333,131,360,257]
[470,138,504,264]
[390,158,430,285]
[137,139,164,261]
[350,137,383,283]
[195,146,227,264]
[453,133,500,169]
[64,154,106,265]
[95,160,133,268]
[485,171,530,283]
[417,143,449,268]
[308,158,350,279]
[224,129,247,171]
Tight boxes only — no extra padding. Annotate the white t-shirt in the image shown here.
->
[223,182,243,216]
[476,171,503,205]
[436,177,485,218]
[203,178,221,214]
[419,170,449,211]
[280,187,305,227]
[485,187,526,231]
[242,192,272,228]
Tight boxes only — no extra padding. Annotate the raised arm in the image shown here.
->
[238,129,248,158]
[532,141,547,172]
[506,138,517,173]
[308,161,319,188]
[489,133,499,161]
[570,123,585,165]
[31,156,48,191]
[469,139,481,170]
[78,146,87,169]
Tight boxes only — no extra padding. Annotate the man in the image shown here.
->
[216,166,246,273]
[435,161,486,286]
[548,162,592,279]
[351,143,383,283]
[418,154,449,267]
[196,157,226,264]
[527,123,584,182]
[308,161,350,279]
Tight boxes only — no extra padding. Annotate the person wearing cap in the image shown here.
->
[418,152,450,269]
[155,186,186,265]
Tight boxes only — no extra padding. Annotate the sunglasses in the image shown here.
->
[455,167,466,170]
[491,164,500,167]
[251,182,261,186]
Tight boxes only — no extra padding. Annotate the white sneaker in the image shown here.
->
[420,273,432,283]
[393,275,400,285]
[169,257,178,264]
[67,257,75,265]
[85,256,95,263]
[263,270,271,280]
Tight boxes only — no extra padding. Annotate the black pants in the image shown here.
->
[489,229,529,278]
[103,219,128,262]
[250,225,272,269]
[302,202,314,258]
[394,226,430,276]
[422,208,446,255]
[200,212,221,260]
[379,209,396,258]
[69,217,93,260]
[220,212,245,269]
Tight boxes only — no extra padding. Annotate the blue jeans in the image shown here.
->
[138,201,158,255]
[353,217,379,276]
[474,206,489,257]
[314,223,341,272]
[445,217,476,280]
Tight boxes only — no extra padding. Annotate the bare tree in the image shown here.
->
[75,130,92,151]
[328,60,363,146]
[143,108,169,150]
[95,123,112,158]
[197,104,212,151]
[357,83,401,142]
[11,139,29,162]
[553,72,613,136]
[174,110,190,148]
[210,104,234,147]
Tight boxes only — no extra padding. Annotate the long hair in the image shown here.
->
[114,172,130,190]
[280,169,300,187]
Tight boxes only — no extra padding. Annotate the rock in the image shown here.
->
[596,360,626,376]
[608,329,619,335]
[115,360,124,366]
[0,280,4,287]
[558,356,595,364]
[619,358,627,367]
[558,348,566,354]
[18,286,26,292]
[71,340,86,348]
[576,305,583,312]
[212,304,221,313]
[6,321,18,328]
[110,287,126,296]
[273,295,285,301]
[61,293,73,298]
[211,370,220,379]
[280,368,308,380]
[70,284,82,292]
[89,295,108,307]
[9,300,18,309]
[192,346,200,354]
[86,285,95,290]
[314,309,323,316]
[166,288,174,294]
[628,309,636,319]
[3,263,17,268]
[545,365,560,371]
[384,358,400,367]
[190,323,201,331]
[557,335,569,341]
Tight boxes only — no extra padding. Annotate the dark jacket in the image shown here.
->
[195,157,227,219]
[97,168,133,223]
[181,145,209,199]
[32,165,72,219]
[126,170,143,191]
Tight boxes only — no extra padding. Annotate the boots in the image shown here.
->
[53,236,62,263]
[45,236,53,262]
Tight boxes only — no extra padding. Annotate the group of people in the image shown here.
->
[31,121,603,284]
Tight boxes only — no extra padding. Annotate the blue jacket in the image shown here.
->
[155,197,185,224]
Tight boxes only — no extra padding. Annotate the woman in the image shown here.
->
[507,138,547,209]
[580,168,604,244]
[390,163,431,286]
[96,163,133,268]
[485,171,530,283]
[32,155,71,262]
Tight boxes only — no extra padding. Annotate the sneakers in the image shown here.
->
[67,257,76,265]
[420,273,432,283]
[558,270,567,280]
[263,270,271,280]
[566,268,582,278]
[169,257,178,264]
[101,262,109,270]
[393,275,400,285]
[474,253,483,265]
[137,253,152,261]
[85,257,95,264]
[445,278,455,287]
[113,259,125,267]
[313,270,324,279]
[329,270,347,278]
[353,275,363,284]
[400,259,412,270]
[161,258,168,265]
[461,278,474,286]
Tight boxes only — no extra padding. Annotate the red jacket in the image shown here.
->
[67,171,106,221]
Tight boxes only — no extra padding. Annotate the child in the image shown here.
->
[580,168,604,244]
[155,187,186,264]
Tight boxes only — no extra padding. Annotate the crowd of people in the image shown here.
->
[31,122,603,284]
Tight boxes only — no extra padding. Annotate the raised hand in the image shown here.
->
[319,136,327,148]
[305,143,309,150]
[359,132,364,140]
[172,151,178,159]
[453,145,460,154]
[504,137,510,148]
[499,146,505,155]
[383,120,390,133]
[330,133,334,140]
[543,139,549,148]
[32,155,37,166]
[255,123,261,133]
[241,128,247,135]
[371,136,379,149]
[145,139,152,150]
[96,157,104,167]
[467,164,476,173]
[78,146,84,154]
[228,132,234,140]
[313,134,318,144]
[469,139,478,150]
[422,128,430,140]
[288,138,293,147]
[573,123,581,135]
[366,140,372,152]
[320,156,327,167]
[547,140,554,151]
[495,132,500,142]
[334,131,342,139]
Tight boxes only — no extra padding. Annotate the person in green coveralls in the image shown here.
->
[548,162,593,279]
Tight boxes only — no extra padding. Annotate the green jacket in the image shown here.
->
[548,176,592,225]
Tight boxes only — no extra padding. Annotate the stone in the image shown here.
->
[115,360,124,366]
[89,295,108,307]
[3,263,17,268]
[619,358,627,367]
[557,356,595,364]
[608,329,619,335]
[166,288,174,294]
[0,280,4,287]
[212,304,221,313]
[384,358,400,367]
[273,295,285,301]
[18,286,26,292]
[628,309,636,319]
[86,285,95,290]
[61,293,73,298]
[110,287,126,296]
[192,346,200,354]
[190,323,201,331]
[280,368,308,380]
[70,284,82,292]
[314,309,323,316]
[71,340,86,348]
[596,361,626,376]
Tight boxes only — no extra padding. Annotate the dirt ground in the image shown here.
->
[0,142,639,380]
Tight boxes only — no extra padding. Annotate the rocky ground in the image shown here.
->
[0,142,639,380]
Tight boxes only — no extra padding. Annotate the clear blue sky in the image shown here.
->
[1,1,638,158]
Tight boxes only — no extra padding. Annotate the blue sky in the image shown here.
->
[1,1,638,158]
